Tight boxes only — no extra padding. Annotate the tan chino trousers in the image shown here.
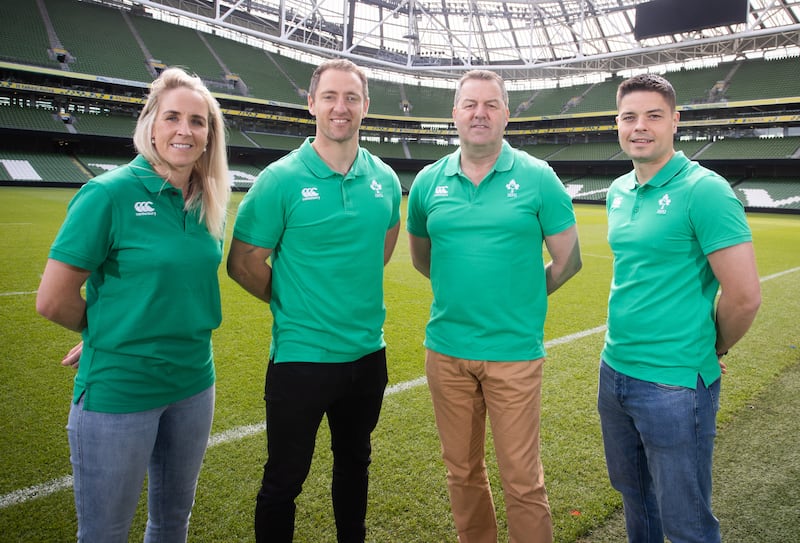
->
[425,349,553,543]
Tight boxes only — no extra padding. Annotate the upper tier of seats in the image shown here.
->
[2,0,798,119]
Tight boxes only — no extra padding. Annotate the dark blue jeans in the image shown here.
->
[255,348,388,543]
[597,360,721,543]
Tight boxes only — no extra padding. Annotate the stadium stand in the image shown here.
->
[128,14,224,83]
[565,78,622,115]
[697,136,800,160]
[733,177,800,211]
[226,129,260,149]
[0,0,798,214]
[562,175,616,202]
[77,155,131,177]
[517,143,569,160]
[361,141,409,160]
[43,0,153,82]
[201,33,301,102]
[0,150,91,183]
[405,142,459,161]
[664,65,735,105]
[0,104,70,133]
[244,132,306,151]
[368,79,409,117]
[674,139,711,159]
[401,84,457,119]
[70,112,137,138]
[546,142,625,161]
[724,57,800,102]
[0,1,53,68]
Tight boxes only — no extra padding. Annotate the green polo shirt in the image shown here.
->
[602,151,752,388]
[233,137,401,363]
[406,141,576,361]
[49,155,222,413]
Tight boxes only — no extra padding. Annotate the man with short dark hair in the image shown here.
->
[598,73,761,543]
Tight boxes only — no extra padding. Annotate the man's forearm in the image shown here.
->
[228,263,272,303]
[714,291,761,354]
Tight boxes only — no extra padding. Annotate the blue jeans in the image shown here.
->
[67,385,214,543]
[597,360,720,543]
[255,349,388,543]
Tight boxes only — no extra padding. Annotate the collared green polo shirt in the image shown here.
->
[49,155,222,413]
[406,140,576,361]
[602,151,752,388]
[233,138,402,363]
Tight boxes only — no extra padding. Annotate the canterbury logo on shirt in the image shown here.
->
[134,201,156,216]
[301,187,320,201]
[434,185,449,197]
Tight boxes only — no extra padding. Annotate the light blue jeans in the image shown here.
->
[597,360,720,543]
[67,385,214,543]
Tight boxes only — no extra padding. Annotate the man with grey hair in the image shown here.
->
[407,69,582,543]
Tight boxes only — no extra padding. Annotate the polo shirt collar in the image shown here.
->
[628,150,689,190]
[300,137,365,179]
[444,140,515,178]
[132,154,181,195]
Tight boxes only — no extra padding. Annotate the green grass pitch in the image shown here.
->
[1,186,798,541]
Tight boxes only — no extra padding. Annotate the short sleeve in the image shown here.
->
[388,171,402,229]
[406,171,430,238]
[689,175,751,255]
[49,181,114,271]
[232,169,286,249]
[536,163,576,237]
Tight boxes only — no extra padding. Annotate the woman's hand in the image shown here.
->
[61,341,83,369]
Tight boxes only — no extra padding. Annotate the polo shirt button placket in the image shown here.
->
[632,188,644,217]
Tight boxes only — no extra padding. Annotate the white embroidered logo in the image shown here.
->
[610,196,623,210]
[134,201,156,216]
[657,194,671,215]
[506,179,519,198]
[370,179,384,198]
[434,185,449,197]
[301,187,320,201]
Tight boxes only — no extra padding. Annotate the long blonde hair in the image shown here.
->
[133,67,230,239]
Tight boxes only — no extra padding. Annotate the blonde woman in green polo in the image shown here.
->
[36,67,230,542]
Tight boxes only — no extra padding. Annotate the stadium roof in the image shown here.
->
[128,0,800,84]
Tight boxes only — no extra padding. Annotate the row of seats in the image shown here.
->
[0,150,266,190]
[2,150,798,210]
[2,0,799,118]
[561,175,800,210]
[4,102,799,161]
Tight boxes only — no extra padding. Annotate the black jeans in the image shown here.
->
[254,348,388,543]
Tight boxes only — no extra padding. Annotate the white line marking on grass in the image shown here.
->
[545,325,607,347]
[760,266,800,282]
[580,252,613,260]
[385,376,427,396]
[0,475,73,509]
[0,290,37,297]
[206,422,264,447]
[4,265,798,509]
